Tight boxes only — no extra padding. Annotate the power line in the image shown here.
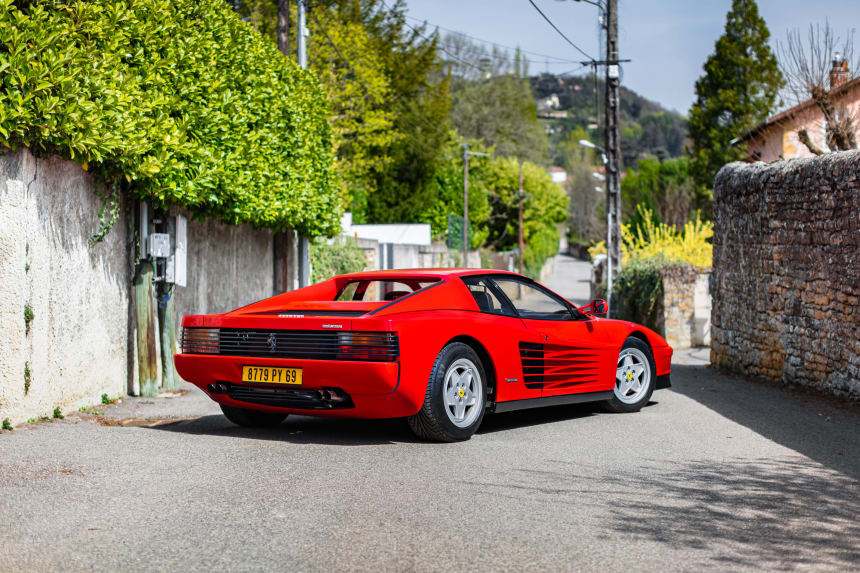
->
[525,0,595,62]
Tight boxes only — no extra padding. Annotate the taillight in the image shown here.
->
[181,328,220,354]
[337,332,398,361]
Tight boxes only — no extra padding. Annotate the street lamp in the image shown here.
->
[579,139,608,165]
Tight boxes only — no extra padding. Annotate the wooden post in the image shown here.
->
[133,263,160,397]
[158,291,179,389]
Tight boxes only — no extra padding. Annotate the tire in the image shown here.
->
[603,336,656,413]
[220,404,288,427]
[408,342,488,442]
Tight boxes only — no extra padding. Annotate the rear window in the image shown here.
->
[335,279,439,302]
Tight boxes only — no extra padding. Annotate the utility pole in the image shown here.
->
[460,144,490,267]
[277,0,289,56]
[604,0,622,315]
[518,161,525,275]
[296,0,310,286]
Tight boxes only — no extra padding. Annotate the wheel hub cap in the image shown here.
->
[442,358,483,428]
[614,347,651,405]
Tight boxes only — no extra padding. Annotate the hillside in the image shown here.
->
[530,73,688,168]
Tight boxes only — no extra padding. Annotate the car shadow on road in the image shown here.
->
[142,414,421,446]
[670,363,860,481]
[601,456,860,569]
[477,399,659,434]
[479,402,599,434]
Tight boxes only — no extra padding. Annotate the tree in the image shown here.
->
[778,23,858,154]
[688,0,783,187]
[621,157,711,230]
[482,158,569,277]
[228,0,451,224]
[557,128,603,246]
[443,34,547,164]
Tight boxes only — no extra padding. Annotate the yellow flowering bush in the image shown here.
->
[588,206,713,268]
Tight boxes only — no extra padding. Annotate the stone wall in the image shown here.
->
[712,152,860,399]
[660,268,712,350]
[0,148,275,424]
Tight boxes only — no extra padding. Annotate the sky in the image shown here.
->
[403,0,860,115]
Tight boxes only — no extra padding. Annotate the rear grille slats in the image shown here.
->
[181,328,398,362]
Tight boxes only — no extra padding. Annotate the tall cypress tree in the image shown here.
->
[688,0,783,188]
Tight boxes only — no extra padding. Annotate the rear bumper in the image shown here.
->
[174,354,418,418]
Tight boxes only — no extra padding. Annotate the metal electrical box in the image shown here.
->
[148,233,171,258]
[166,214,187,287]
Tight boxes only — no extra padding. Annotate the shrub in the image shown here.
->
[612,257,666,332]
[0,0,338,236]
[310,236,367,284]
[587,205,713,268]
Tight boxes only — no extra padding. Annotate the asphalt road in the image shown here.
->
[2,257,858,571]
[1,349,858,572]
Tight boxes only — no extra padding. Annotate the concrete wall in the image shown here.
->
[172,209,273,319]
[0,149,129,425]
[0,149,275,425]
[712,153,860,399]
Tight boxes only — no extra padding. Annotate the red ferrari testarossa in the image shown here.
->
[175,269,672,441]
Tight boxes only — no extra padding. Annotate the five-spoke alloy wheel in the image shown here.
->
[408,342,488,442]
[442,358,483,428]
[604,336,656,413]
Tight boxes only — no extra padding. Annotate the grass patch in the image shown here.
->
[24,362,31,394]
[24,304,34,334]
[101,393,116,405]
[53,407,64,420]
[1,418,11,431]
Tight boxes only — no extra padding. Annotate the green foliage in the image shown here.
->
[444,34,547,164]
[52,406,64,420]
[101,393,116,405]
[89,181,121,245]
[0,0,337,235]
[309,10,399,220]
[420,138,491,248]
[482,158,569,278]
[560,128,604,244]
[23,304,33,334]
[310,236,367,284]
[688,0,783,188]
[621,157,712,229]
[23,361,30,394]
[1,418,11,431]
[531,75,688,167]
[612,257,666,333]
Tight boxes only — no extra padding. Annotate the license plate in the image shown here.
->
[242,366,302,385]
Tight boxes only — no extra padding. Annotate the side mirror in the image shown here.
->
[580,298,607,317]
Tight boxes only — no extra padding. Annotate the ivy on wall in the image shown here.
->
[0,0,339,236]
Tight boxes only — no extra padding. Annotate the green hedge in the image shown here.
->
[612,257,665,332]
[0,0,338,235]
[310,236,367,284]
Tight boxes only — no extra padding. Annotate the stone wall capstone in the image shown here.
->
[711,152,860,399]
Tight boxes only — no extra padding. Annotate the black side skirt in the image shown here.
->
[491,391,612,414]
[656,374,671,389]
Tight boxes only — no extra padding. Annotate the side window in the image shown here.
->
[461,277,515,316]
[491,278,572,320]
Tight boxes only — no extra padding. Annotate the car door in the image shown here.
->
[490,277,617,397]
[460,276,544,402]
